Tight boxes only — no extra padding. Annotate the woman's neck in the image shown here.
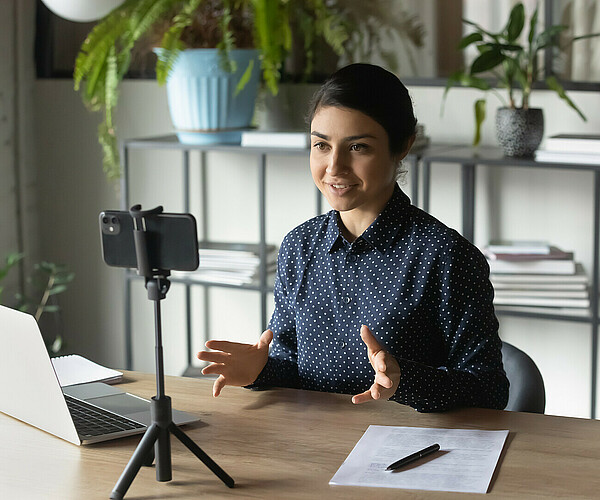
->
[338,185,396,241]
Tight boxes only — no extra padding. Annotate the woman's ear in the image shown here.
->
[394,134,417,163]
[403,134,417,156]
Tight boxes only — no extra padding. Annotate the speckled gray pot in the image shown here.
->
[495,107,544,157]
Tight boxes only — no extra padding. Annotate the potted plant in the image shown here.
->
[257,0,426,131]
[443,2,599,157]
[1,253,74,354]
[74,0,347,181]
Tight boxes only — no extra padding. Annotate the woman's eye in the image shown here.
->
[313,142,327,150]
[350,143,366,152]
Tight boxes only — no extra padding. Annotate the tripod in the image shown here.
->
[110,206,234,500]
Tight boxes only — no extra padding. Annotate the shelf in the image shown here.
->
[127,270,276,292]
[495,305,592,323]
[423,145,600,171]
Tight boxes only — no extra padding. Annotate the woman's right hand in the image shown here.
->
[197,329,273,397]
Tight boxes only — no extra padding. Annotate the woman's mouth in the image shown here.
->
[327,183,355,196]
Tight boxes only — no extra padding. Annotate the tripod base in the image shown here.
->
[110,396,234,500]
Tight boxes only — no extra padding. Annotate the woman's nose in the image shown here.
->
[326,149,347,175]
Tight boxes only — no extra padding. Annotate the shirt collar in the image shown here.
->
[325,184,411,254]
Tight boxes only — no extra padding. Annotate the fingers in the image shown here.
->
[352,384,383,404]
[352,390,373,404]
[196,350,230,363]
[204,339,247,353]
[213,375,226,397]
[258,329,273,348]
[201,363,224,376]
[375,370,393,389]
[360,325,383,357]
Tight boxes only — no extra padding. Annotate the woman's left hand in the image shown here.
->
[352,325,401,404]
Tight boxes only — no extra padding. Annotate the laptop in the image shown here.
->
[0,305,199,445]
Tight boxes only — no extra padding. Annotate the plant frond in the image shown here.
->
[156,0,204,84]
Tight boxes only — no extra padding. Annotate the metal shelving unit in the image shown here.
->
[419,145,600,418]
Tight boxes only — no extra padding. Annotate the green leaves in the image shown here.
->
[470,48,506,74]
[0,253,24,303]
[474,99,486,146]
[444,1,597,146]
[505,3,525,42]
[546,76,586,121]
[1,253,74,355]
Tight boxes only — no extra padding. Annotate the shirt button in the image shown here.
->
[349,255,357,262]
[339,341,346,348]
[343,296,352,304]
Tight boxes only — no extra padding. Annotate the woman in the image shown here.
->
[198,63,509,412]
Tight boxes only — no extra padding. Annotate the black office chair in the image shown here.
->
[501,341,546,413]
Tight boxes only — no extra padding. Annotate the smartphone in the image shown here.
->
[99,210,199,271]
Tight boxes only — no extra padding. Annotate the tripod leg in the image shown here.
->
[110,424,161,500]
[170,423,235,488]
[143,446,154,467]
[154,423,172,481]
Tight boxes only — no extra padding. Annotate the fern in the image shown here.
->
[156,0,204,84]
[74,0,353,182]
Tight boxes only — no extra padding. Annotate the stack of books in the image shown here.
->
[174,241,277,286]
[483,240,589,311]
[535,134,600,165]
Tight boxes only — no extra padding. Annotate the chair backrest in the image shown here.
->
[501,341,546,413]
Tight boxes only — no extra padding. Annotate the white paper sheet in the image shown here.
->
[330,425,508,494]
[50,354,123,387]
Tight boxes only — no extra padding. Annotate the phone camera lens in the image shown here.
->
[111,217,118,224]
[102,217,109,224]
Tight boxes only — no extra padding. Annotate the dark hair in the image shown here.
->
[307,63,417,156]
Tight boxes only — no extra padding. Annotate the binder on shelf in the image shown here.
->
[484,246,571,261]
[544,134,600,154]
[493,296,589,308]
[534,149,600,165]
[494,289,588,299]
[487,257,576,275]
[241,130,310,148]
[490,264,588,284]
[485,240,551,255]
[484,242,576,275]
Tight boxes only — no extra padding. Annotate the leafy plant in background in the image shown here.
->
[73,0,347,182]
[282,0,426,83]
[0,253,74,354]
[443,2,599,145]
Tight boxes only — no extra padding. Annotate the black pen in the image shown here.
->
[386,443,441,471]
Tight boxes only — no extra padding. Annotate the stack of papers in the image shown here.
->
[482,240,589,310]
[174,241,277,286]
[535,134,600,165]
[330,425,508,494]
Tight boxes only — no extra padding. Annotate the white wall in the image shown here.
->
[1,0,38,311]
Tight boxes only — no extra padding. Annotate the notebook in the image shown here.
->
[0,305,199,445]
[51,354,123,387]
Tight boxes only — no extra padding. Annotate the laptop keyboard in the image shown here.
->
[65,394,145,438]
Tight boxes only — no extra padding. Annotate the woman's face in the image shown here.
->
[310,106,397,217]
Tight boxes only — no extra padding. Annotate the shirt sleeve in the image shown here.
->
[249,240,301,389]
[390,237,509,412]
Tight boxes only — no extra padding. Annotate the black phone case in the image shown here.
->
[99,211,199,271]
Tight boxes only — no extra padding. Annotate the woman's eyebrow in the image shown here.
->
[310,131,377,141]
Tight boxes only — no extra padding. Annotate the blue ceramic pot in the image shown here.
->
[159,48,260,145]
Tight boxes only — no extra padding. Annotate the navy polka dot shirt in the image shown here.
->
[252,184,509,412]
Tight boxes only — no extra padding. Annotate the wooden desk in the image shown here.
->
[2,372,599,499]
